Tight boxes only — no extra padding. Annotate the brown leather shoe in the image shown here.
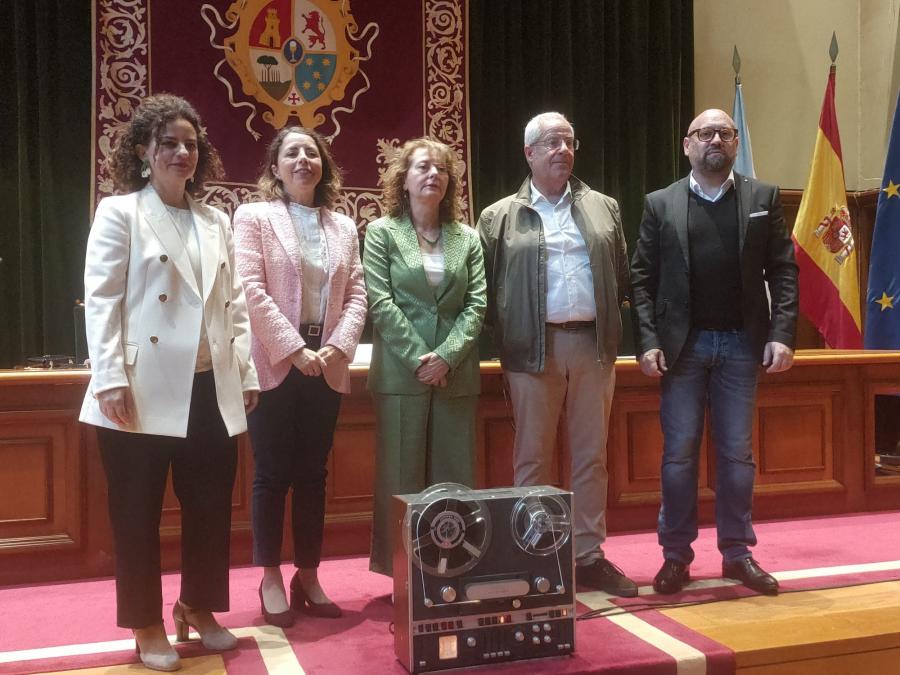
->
[576,559,638,597]
[722,558,779,595]
[652,559,690,595]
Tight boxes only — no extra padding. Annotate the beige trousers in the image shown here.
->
[505,326,616,564]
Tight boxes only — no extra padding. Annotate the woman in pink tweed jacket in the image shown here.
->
[234,127,366,627]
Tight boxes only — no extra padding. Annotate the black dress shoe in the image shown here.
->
[259,582,295,628]
[289,571,343,618]
[576,559,638,597]
[653,559,690,595]
[722,558,779,595]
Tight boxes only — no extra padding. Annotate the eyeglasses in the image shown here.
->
[688,127,738,143]
[531,135,580,151]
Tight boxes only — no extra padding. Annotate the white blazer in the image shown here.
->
[79,185,259,438]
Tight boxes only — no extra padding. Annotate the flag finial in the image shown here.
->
[830,32,839,63]
[733,46,742,84]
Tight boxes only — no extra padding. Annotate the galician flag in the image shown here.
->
[732,81,755,178]
[791,65,862,348]
[864,89,900,347]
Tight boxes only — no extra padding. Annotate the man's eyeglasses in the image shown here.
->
[688,127,738,143]
[531,135,580,151]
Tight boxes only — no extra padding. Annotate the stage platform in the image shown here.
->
[2,511,900,674]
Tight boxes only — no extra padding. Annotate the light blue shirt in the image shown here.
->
[530,181,596,323]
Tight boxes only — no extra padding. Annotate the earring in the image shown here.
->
[140,159,151,178]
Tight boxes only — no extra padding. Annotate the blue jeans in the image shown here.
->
[658,329,759,564]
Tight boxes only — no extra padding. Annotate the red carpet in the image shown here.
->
[2,511,899,674]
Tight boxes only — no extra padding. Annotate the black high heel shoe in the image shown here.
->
[259,581,295,627]
[289,571,342,618]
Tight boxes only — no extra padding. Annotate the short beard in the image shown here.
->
[702,152,730,172]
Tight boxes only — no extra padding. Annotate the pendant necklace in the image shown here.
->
[417,229,441,246]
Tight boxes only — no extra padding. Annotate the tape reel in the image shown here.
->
[510,488,572,556]
[404,483,493,578]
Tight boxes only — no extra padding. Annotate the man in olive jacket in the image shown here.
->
[477,112,636,596]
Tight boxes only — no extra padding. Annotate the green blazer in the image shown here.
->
[363,215,486,397]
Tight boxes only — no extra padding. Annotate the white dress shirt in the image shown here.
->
[689,171,735,203]
[530,181,596,323]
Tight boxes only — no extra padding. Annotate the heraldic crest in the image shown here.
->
[205,0,375,134]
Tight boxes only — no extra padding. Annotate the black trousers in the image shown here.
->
[249,367,341,568]
[96,371,237,628]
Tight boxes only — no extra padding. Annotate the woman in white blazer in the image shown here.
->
[234,127,366,627]
[80,95,259,672]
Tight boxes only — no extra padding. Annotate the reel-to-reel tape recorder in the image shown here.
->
[392,484,575,673]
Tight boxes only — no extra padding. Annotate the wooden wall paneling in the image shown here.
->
[5,351,900,585]
[753,385,840,489]
[0,410,83,553]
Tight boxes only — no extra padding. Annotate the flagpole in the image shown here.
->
[732,46,755,178]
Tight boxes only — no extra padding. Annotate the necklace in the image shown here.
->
[416,228,442,246]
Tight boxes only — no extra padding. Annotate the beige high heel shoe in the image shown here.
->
[133,624,180,672]
[172,600,238,651]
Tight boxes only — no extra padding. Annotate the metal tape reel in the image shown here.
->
[509,488,572,556]
[404,483,492,578]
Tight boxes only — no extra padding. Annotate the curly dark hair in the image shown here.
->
[106,93,224,197]
[257,126,343,208]
[380,137,463,224]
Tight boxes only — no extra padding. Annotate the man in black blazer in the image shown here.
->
[630,109,798,595]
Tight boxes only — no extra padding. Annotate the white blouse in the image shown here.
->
[421,252,445,287]
[287,202,330,323]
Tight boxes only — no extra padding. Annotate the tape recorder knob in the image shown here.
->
[534,576,551,593]
[532,636,541,645]
[514,631,525,642]
[441,585,457,602]
[467,637,477,648]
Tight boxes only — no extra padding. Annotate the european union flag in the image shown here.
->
[865,90,900,348]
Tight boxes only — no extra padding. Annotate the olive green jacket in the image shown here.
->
[363,215,486,397]
[478,176,630,372]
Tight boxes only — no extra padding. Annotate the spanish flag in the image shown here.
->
[791,66,863,348]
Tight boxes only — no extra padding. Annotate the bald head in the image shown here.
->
[687,109,736,135]
[683,108,739,177]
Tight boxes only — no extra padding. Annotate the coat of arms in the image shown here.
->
[813,205,855,265]
[205,0,376,135]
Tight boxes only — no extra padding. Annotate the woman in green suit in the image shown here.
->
[364,138,486,576]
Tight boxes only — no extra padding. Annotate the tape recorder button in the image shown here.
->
[467,637,476,648]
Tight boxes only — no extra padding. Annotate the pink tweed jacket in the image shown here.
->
[233,200,367,394]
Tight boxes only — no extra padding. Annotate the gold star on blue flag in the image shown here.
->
[294,52,336,102]
[865,89,900,347]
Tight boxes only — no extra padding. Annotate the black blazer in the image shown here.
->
[630,173,798,368]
